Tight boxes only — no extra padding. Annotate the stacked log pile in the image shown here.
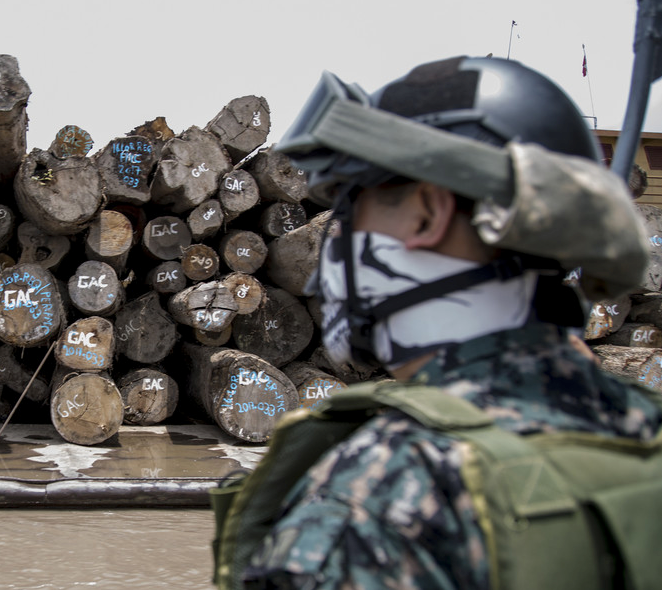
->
[0,55,377,445]
[584,203,662,393]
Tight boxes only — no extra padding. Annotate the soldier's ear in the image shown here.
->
[404,183,455,250]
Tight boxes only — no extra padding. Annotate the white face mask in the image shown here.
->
[318,232,538,370]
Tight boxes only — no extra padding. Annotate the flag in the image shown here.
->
[582,45,588,77]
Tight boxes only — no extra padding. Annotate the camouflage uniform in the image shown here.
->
[243,323,662,589]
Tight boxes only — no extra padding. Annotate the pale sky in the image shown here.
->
[4,0,662,155]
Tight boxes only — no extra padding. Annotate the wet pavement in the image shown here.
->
[0,424,266,506]
[1,508,218,589]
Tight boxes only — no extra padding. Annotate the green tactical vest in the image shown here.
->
[210,380,662,590]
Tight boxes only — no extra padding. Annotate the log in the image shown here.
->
[246,146,308,203]
[205,95,271,163]
[0,264,62,347]
[187,199,224,242]
[233,285,314,367]
[146,260,187,294]
[54,316,115,372]
[180,243,219,282]
[94,136,157,205]
[0,204,14,251]
[184,345,297,443]
[308,344,378,385]
[218,169,260,221]
[17,222,70,271]
[259,202,307,238]
[266,211,334,297]
[220,272,265,315]
[150,125,233,213]
[67,260,124,316]
[282,361,346,411]
[84,209,134,274]
[127,116,176,161]
[194,324,232,347]
[142,215,192,260]
[14,148,105,236]
[591,344,662,392]
[218,229,267,274]
[0,344,50,403]
[50,372,124,445]
[583,295,631,341]
[628,292,662,325]
[0,55,31,189]
[599,323,662,348]
[167,280,237,333]
[635,204,662,292]
[49,125,94,159]
[115,292,178,363]
[117,367,178,426]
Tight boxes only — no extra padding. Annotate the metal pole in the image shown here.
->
[611,0,662,180]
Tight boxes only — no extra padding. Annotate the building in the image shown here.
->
[596,129,662,205]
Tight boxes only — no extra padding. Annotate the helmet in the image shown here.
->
[277,56,600,207]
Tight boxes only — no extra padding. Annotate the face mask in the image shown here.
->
[318,232,538,370]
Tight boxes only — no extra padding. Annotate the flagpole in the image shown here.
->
[507,20,517,59]
[582,44,597,128]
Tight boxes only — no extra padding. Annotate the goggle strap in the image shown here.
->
[367,256,552,322]
[314,100,514,206]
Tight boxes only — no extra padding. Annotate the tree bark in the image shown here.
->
[220,272,265,315]
[282,361,346,411]
[0,55,30,189]
[142,215,192,261]
[145,260,187,294]
[67,260,124,317]
[48,125,94,159]
[180,243,220,282]
[115,292,178,364]
[117,367,179,426]
[185,346,297,443]
[187,199,224,242]
[150,126,233,213]
[246,146,308,203]
[17,222,70,271]
[218,169,260,221]
[218,229,267,274]
[584,295,631,341]
[55,316,115,372]
[205,95,270,163]
[599,323,662,348]
[167,280,237,333]
[0,344,50,403]
[127,116,175,161]
[266,211,333,297]
[233,285,314,367]
[635,204,662,292]
[94,136,157,205]
[592,344,662,392]
[14,148,105,236]
[0,264,62,347]
[259,202,307,238]
[84,209,134,274]
[50,372,124,445]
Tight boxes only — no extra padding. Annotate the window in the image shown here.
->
[644,145,662,170]
[600,143,614,166]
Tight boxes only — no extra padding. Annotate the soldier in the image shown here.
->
[224,56,662,589]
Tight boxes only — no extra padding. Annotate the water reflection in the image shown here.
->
[0,509,217,589]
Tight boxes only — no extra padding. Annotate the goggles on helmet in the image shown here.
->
[276,70,513,209]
